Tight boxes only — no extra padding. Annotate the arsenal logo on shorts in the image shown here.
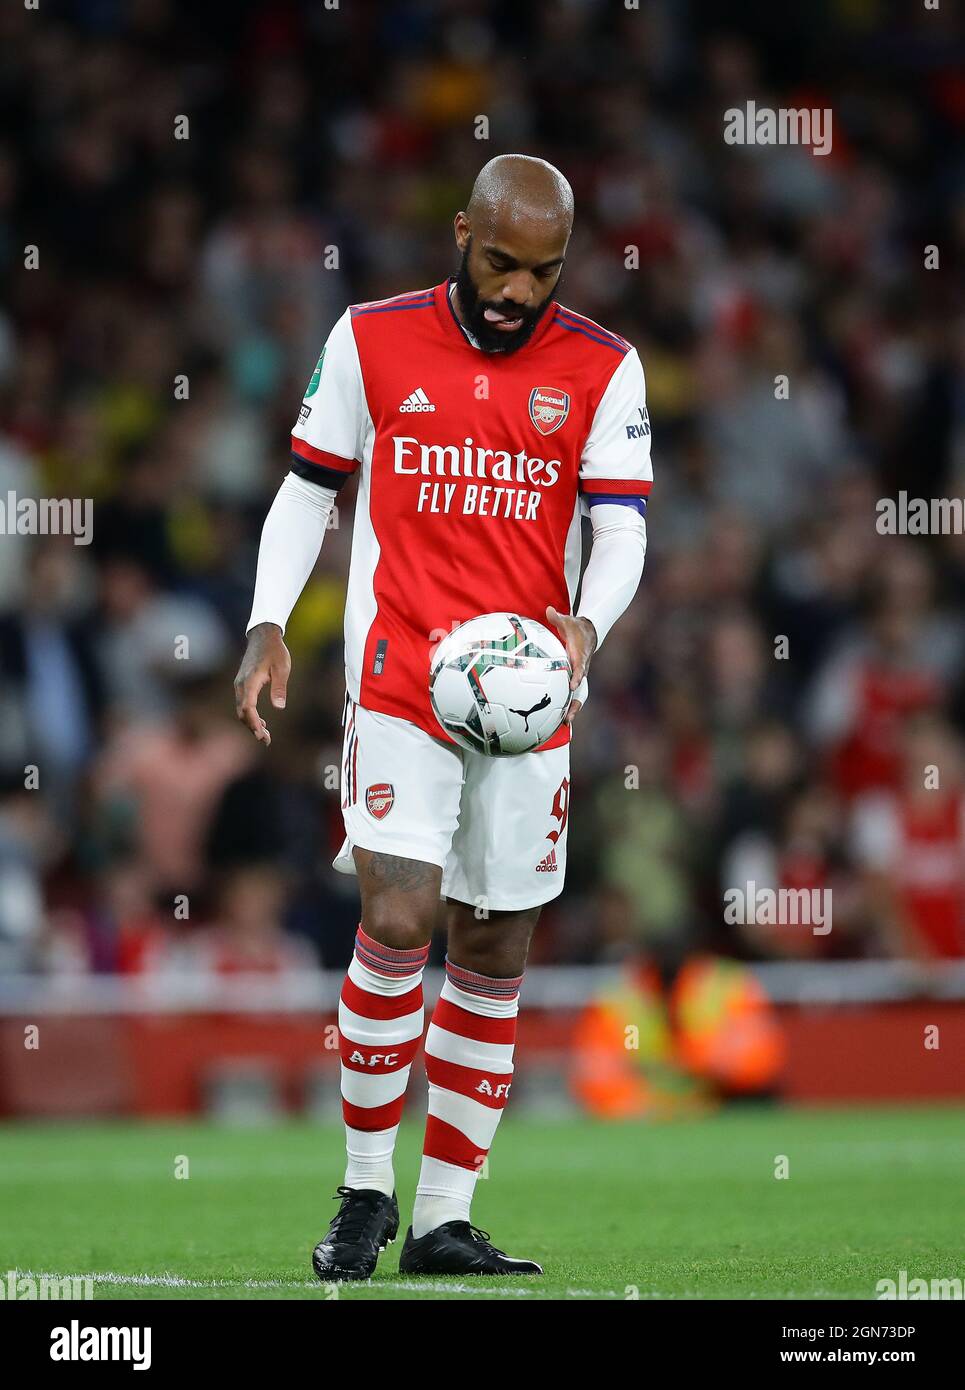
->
[528,386,570,436]
[365,783,395,820]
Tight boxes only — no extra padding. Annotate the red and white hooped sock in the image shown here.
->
[412,958,522,1238]
[339,925,429,1197]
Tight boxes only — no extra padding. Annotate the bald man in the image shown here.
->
[236,154,653,1280]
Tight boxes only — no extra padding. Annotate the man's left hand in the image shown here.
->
[545,606,597,724]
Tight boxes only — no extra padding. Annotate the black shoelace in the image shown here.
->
[456,1222,507,1257]
[328,1186,384,1244]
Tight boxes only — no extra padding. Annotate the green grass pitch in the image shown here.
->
[1,1106,962,1300]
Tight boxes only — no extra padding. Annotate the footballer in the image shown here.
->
[234,155,652,1279]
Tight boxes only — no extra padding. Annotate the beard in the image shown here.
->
[454,246,558,355]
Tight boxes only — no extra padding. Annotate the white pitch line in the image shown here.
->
[367,1280,622,1299]
[17,1270,847,1299]
[16,1269,318,1291]
[14,1269,622,1299]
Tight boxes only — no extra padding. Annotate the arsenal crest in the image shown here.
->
[365,783,394,820]
[528,386,570,436]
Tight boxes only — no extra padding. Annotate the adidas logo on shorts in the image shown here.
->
[400,387,436,413]
[535,848,558,872]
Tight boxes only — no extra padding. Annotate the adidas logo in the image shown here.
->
[400,387,436,413]
[535,848,558,872]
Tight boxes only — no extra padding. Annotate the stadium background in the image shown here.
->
[0,0,963,1137]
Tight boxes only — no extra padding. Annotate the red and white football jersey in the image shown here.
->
[290,279,652,747]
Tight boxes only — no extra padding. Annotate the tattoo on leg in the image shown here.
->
[365,853,438,891]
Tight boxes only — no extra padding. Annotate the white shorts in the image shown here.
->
[333,697,570,911]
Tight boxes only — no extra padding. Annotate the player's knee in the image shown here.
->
[459,942,530,979]
[361,909,434,953]
[449,914,537,979]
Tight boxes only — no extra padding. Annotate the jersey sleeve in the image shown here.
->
[578,348,653,512]
[290,309,368,490]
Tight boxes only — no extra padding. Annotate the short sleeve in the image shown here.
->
[290,310,368,490]
[579,348,653,507]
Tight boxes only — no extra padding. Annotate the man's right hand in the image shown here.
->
[234,623,291,746]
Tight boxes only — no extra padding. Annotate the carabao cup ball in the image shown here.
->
[429,612,573,756]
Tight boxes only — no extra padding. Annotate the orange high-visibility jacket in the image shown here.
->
[571,956,786,1118]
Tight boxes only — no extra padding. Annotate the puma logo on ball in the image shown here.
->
[509,693,552,730]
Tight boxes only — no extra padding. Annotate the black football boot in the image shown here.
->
[311,1186,399,1282]
[399,1221,542,1276]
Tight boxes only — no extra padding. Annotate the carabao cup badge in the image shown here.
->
[528,386,570,436]
[366,783,395,820]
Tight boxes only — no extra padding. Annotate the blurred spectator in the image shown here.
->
[95,558,232,719]
[93,676,253,895]
[805,545,962,800]
[189,864,317,976]
[0,774,57,971]
[0,540,102,816]
[852,714,965,959]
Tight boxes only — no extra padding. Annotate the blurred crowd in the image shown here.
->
[0,0,963,977]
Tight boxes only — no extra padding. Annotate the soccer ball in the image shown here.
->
[429,612,572,756]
